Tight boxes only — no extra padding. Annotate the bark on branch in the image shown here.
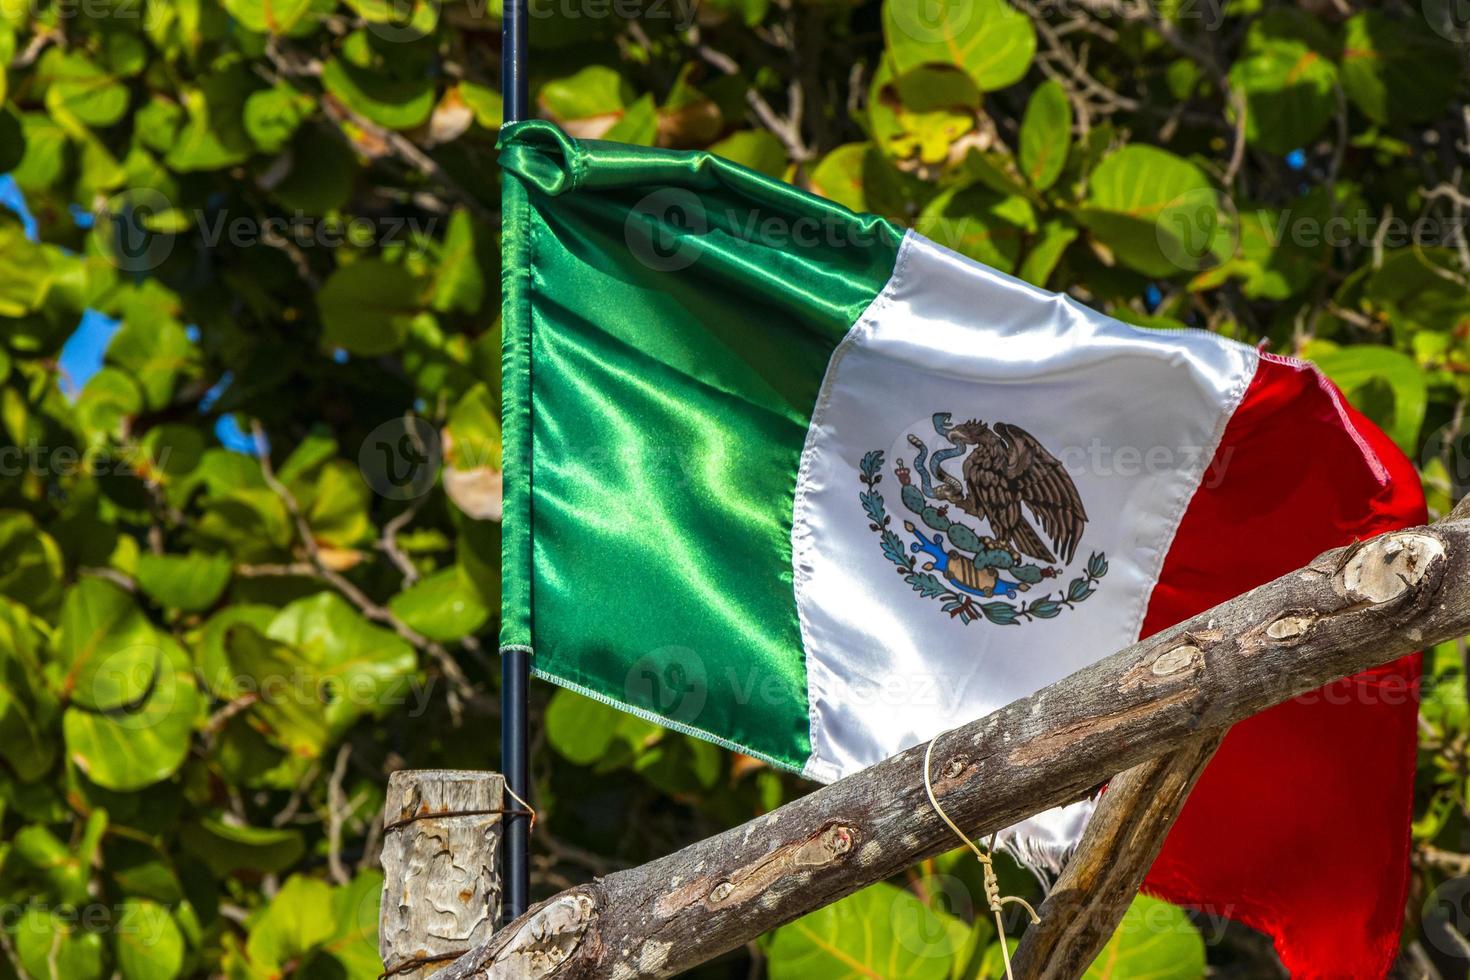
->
[1012,497,1470,972]
[1008,734,1223,977]
[436,519,1464,980]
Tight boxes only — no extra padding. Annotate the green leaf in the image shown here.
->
[136,552,233,612]
[246,874,338,969]
[180,816,306,877]
[164,67,256,172]
[346,0,439,36]
[545,688,621,765]
[461,81,503,130]
[114,900,186,980]
[107,317,197,411]
[1018,219,1078,288]
[228,873,382,978]
[443,383,503,520]
[283,445,373,550]
[12,112,67,190]
[1230,40,1336,154]
[810,143,872,212]
[764,881,971,979]
[55,578,160,711]
[221,0,312,34]
[0,225,61,318]
[75,367,144,441]
[1305,342,1427,453]
[0,510,65,613]
[1341,12,1458,125]
[0,598,60,781]
[1078,145,1225,277]
[104,32,148,77]
[143,423,208,484]
[538,65,630,121]
[244,83,315,153]
[262,592,418,743]
[917,186,1035,274]
[13,823,93,905]
[1082,895,1205,979]
[431,211,491,314]
[710,130,789,178]
[0,28,12,103]
[604,93,657,146]
[388,567,491,642]
[63,632,200,791]
[1229,186,1362,301]
[15,908,105,980]
[1019,80,1071,191]
[890,64,982,112]
[269,129,359,212]
[41,51,129,127]
[883,0,1035,92]
[325,871,385,979]
[198,604,278,699]
[318,260,423,356]
[1228,11,1339,156]
[322,53,435,131]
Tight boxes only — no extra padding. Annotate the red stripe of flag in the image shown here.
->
[1140,353,1424,978]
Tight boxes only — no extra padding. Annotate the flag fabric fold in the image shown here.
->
[498,120,1423,977]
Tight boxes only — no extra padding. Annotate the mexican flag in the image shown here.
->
[499,120,1423,976]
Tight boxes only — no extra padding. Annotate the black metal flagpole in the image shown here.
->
[500,0,531,924]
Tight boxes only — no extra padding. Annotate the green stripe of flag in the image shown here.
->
[498,122,902,770]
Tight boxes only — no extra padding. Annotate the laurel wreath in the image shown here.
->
[859,450,1108,626]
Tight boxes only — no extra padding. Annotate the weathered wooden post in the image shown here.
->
[380,771,505,979]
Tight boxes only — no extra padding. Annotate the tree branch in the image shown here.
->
[1011,495,1470,972]
[1008,734,1223,977]
[432,518,1467,979]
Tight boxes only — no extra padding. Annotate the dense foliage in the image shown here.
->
[0,0,1467,975]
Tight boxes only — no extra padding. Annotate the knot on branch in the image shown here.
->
[472,892,595,980]
[1265,611,1317,642]
[1118,643,1204,693]
[1336,531,1446,605]
[693,823,860,913]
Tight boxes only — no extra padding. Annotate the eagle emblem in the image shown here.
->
[859,413,1108,626]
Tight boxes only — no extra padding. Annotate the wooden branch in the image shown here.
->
[1014,495,1470,974]
[434,519,1468,980]
[1021,653,1382,970]
[1009,734,1223,978]
[381,771,505,979]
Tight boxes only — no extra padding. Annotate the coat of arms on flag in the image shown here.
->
[858,412,1107,626]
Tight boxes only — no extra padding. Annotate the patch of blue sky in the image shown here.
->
[58,310,123,398]
[215,414,264,455]
[0,174,39,241]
